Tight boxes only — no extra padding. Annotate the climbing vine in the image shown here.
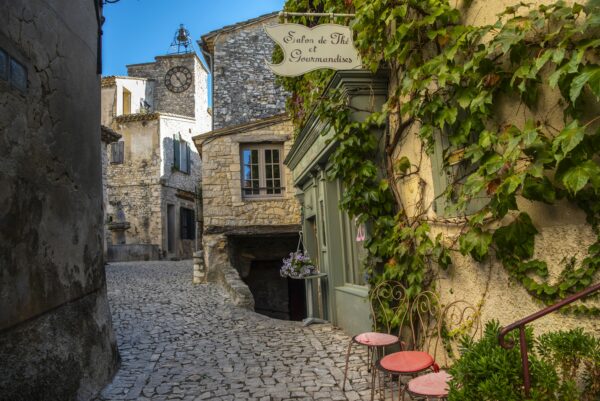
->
[278,0,600,313]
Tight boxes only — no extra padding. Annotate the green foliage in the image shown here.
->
[448,322,600,401]
[279,0,600,313]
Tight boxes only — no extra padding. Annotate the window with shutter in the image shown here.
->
[173,134,191,174]
[173,134,180,170]
[431,129,488,217]
[180,141,189,174]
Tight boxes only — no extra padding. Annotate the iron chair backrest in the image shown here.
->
[369,280,410,335]
[405,294,481,367]
[434,300,482,367]
[405,291,443,353]
[429,300,482,368]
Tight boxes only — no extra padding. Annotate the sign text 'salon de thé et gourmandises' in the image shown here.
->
[265,23,362,77]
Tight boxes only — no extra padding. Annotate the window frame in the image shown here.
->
[240,143,285,199]
[173,134,191,174]
[122,87,131,115]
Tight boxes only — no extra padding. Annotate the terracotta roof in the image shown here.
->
[101,76,116,88]
[193,114,290,146]
[114,112,196,124]
[101,125,121,143]
[114,112,160,123]
[200,12,279,54]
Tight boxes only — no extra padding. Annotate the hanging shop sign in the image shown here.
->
[265,23,362,77]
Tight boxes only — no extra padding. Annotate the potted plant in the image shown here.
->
[280,251,316,279]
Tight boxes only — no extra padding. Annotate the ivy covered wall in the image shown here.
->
[278,0,600,338]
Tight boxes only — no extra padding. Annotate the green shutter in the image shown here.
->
[431,129,488,217]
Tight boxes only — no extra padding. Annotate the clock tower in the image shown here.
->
[125,26,210,131]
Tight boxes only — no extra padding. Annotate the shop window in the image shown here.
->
[173,134,191,174]
[111,141,124,164]
[180,207,195,240]
[241,144,284,198]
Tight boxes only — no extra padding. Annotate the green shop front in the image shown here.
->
[284,70,388,336]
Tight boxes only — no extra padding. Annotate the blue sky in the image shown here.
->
[102,0,285,77]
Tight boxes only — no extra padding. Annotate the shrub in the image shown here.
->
[448,321,599,401]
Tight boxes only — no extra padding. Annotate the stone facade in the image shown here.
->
[195,15,302,315]
[101,126,121,259]
[0,1,118,400]
[201,118,300,229]
[102,51,210,261]
[202,13,288,129]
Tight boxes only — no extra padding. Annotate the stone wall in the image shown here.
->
[107,118,163,247]
[201,119,301,229]
[0,1,118,400]
[127,53,210,129]
[390,0,600,337]
[212,17,288,129]
[105,114,201,259]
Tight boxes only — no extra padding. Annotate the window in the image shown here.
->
[241,144,284,198]
[0,49,7,81]
[0,47,27,92]
[180,207,195,240]
[122,88,131,115]
[111,141,124,164]
[431,129,488,217]
[173,134,191,174]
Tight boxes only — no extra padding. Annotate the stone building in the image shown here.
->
[286,71,388,335]
[101,51,211,261]
[286,0,600,339]
[193,13,304,320]
[0,1,118,400]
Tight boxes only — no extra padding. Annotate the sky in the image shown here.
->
[102,0,285,78]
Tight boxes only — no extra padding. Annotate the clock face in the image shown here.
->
[164,66,192,93]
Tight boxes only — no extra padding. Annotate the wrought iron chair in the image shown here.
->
[342,281,410,401]
[374,291,442,401]
[404,300,482,401]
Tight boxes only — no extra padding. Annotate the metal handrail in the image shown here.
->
[498,282,600,397]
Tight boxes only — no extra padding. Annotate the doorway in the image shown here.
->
[167,204,175,253]
[243,260,306,321]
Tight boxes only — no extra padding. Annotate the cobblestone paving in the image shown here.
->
[96,261,375,401]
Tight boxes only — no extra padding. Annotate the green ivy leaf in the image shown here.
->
[569,67,600,102]
[459,227,493,262]
[522,176,557,204]
[493,213,538,261]
[394,156,411,174]
[562,164,591,194]
[552,121,585,162]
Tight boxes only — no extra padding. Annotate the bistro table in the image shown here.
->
[293,273,328,326]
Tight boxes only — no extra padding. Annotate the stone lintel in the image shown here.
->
[205,224,301,237]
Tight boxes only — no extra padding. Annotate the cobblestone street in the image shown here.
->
[96,261,374,401]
